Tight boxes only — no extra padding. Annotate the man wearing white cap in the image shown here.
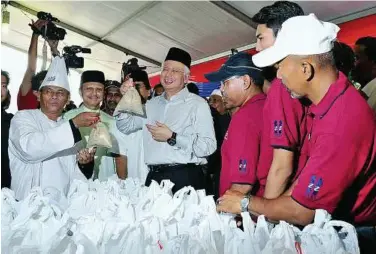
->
[218,14,376,232]
[9,57,99,200]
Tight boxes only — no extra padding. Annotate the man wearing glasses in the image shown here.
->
[116,47,216,194]
[205,52,271,198]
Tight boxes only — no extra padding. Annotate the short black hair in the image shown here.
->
[186,82,199,95]
[252,1,304,36]
[2,91,11,110]
[31,70,48,91]
[1,70,10,85]
[332,41,355,76]
[247,74,265,88]
[154,84,163,90]
[356,36,376,62]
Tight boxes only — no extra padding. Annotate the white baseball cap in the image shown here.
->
[210,89,222,97]
[40,56,70,92]
[253,14,340,68]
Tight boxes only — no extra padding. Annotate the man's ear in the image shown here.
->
[301,60,315,82]
[243,75,252,90]
[33,91,41,102]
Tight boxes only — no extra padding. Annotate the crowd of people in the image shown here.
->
[2,1,376,252]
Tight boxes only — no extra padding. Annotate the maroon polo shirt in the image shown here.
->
[291,72,376,225]
[256,79,308,197]
[219,93,267,197]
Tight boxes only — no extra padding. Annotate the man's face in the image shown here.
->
[135,82,151,101]
[255,24,276,52]
[1,75,8,102]
[220,76,246,110]
[154,86,164,96]
[276,56,306,99]
[105,87,122,110]
[209,94,225,114]
[81,82,104,109]
[353,44,375,86]
[38,86,69,115]
[160,60,187,91]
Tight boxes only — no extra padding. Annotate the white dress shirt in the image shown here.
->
[116,87,216,165]
[362,78,376,112]
[8,109,87,200]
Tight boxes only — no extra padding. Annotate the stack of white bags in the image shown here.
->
[2,178,360,254]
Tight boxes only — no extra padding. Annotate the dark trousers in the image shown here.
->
[356,226,376,254]
[145,164,206,194]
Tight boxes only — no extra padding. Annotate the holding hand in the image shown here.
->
[146,121,173,142]
[120,75,134,95]
[216,189,244,214]
[77,148,96,165]
[29,19,48,35]
[72,112,100,128]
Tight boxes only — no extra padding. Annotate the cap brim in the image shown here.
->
[252,45,288,68]
[204,69,233,82]
[106,85,119,90]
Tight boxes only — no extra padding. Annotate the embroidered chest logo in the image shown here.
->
[305,175,323,199]
[238,159,247,173]
[273,120,283,137]
[224,131,229,140]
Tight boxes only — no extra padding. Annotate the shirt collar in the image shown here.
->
[243,93,266,107]
[38,109,63,122]
[163,87,190,102]
[81,104,101,113]
[309,72,350,118]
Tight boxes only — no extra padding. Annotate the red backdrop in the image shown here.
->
[149,14,376,87]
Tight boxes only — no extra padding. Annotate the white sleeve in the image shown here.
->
[175,100,217,158]
[9,112,76,163]
[116,112,145,135]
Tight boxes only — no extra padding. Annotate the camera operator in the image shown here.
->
[18,19,60,110]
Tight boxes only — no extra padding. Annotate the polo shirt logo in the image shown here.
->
[224,131,229,140]
[238,159,247,173]
[273,120,283,137]
[306,175,323,199]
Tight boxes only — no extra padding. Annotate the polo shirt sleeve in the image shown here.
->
[17,88,38,110]
[268,80,305,151]
[227,118,259,186]
[291,134,358,213]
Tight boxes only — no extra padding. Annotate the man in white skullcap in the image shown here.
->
[9,57,100,200]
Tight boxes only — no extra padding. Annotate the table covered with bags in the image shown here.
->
[2,178,360,254]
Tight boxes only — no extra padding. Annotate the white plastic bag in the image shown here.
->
[87,122,112,149]
[115,87,144,115]
[262,221,297,254]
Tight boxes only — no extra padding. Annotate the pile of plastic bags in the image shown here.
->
[2,178,360,254]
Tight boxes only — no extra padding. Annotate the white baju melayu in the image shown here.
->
[9,109,87,200]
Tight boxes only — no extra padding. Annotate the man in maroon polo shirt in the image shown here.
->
[205,52,269,198]
[217,14,376,246]
[252,1,308,199]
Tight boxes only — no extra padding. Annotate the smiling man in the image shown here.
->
[217,15,376,246]
[9,57,98,200]
[116,47,216,194]
[64,71,127,180]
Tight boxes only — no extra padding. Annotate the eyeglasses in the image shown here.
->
[83,86,104,94]
[221,75,242,87]
[41,88,68,98]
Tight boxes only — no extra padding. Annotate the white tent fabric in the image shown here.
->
[2,1,376,80]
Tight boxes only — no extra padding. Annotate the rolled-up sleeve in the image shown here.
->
[176,101,216,158]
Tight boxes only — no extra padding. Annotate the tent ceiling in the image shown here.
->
[2,1,376,80]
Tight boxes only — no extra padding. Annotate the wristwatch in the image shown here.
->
[167,132,177,146]
[240,195,250,213]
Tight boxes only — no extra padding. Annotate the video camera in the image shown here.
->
[34,11,66,41]
[121,58,147,82]
[63,45,91,69]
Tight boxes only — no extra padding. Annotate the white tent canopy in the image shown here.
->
[2,1,376,81]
